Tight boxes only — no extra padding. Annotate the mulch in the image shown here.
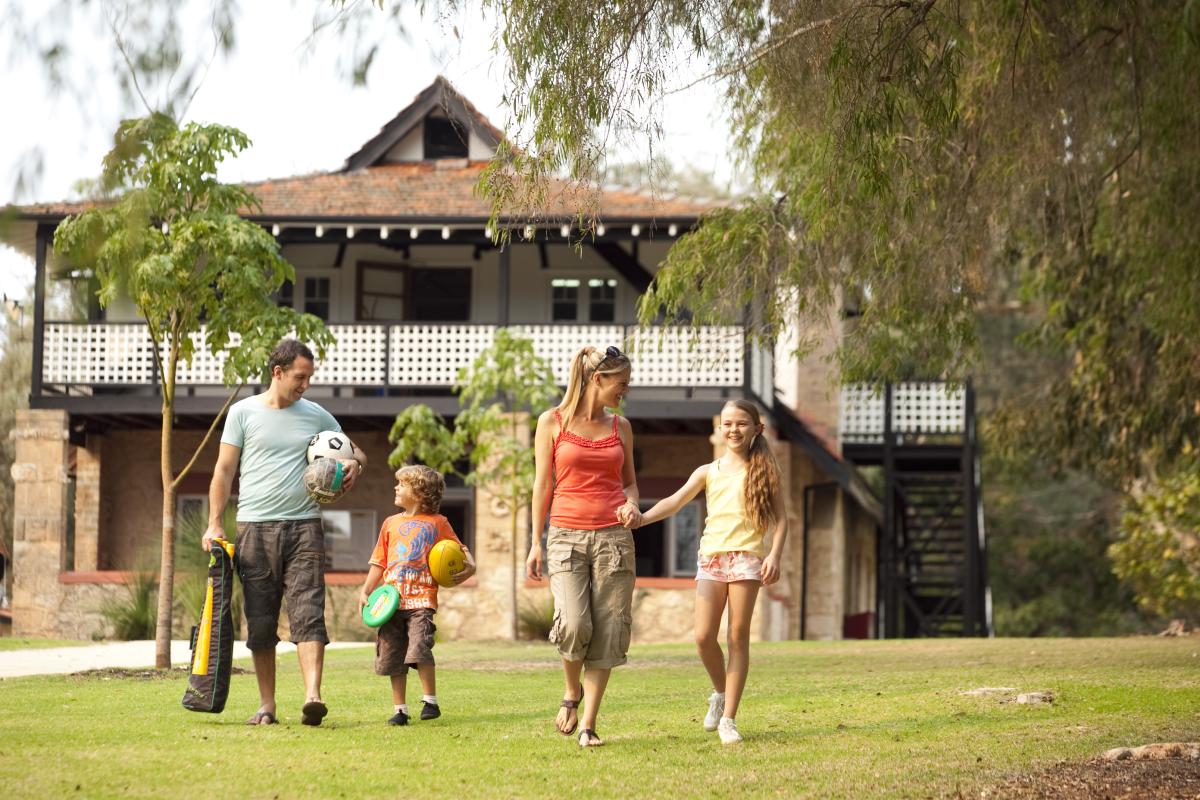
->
[68,666,251,680]
[979,757,1200,799]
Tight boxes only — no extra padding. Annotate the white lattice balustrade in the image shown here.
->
[42,322,749,389]
[839,382,965,443]
[627,326,744,387]
[43,324,155,384]
[388,325,495,386]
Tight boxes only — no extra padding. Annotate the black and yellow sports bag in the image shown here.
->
[182,538,235,713]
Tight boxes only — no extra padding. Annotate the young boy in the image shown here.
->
[359,465,476,725]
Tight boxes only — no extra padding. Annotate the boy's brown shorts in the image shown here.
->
[375,608,437,676]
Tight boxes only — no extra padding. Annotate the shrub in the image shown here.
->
[100,571,157,640]
[517,595,555,640]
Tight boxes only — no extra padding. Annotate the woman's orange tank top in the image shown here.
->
[548,409,626,530]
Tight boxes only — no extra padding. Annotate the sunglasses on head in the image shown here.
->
[605,346,623,359]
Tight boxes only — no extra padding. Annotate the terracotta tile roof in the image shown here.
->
[241,161,716,221]
[8,161,717,222]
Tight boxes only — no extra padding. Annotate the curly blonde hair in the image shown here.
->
[395,465,445,514]
[723,399,781,535]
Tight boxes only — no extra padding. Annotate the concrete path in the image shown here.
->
[0,640,371,679]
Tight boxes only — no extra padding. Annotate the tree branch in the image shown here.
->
[666,12,844,95]
[107,7,155,116]
[173,383,243,490]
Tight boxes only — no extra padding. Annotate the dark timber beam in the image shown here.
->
[590,242,653,294]
[31,224,51,403]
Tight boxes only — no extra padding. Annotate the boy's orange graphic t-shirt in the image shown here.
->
[369,513,465,610]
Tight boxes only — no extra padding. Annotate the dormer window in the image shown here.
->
[424,116,469,159]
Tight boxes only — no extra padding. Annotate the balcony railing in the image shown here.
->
[41,322,747,389]
[839,382,966,444]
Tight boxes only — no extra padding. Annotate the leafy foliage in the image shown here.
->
[1109,458,1200,623]
[388,330,558,638]
[472,0,1200,618]
[99,571,158,641]
[52,114,333,666]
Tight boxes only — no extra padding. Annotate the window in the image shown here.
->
[358,263,407,321]
[275,280,294,309]
[424,116,469,159]
[411,268,472,321]
[633,499,703,577]
[588,279,617,322]
[551,278,580,321]
[323,509,378,571]
[439,491,475,553]
[177,495,209,525]
[304,277,331,320]
[322,494,474,571]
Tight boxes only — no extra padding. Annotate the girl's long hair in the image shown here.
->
[557,346,632,422]
[724,399,781,535]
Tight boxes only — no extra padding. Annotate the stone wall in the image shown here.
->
[803,485,848,640]
[11,410,71,636]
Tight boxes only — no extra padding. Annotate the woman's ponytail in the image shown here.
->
[558,347,597,422]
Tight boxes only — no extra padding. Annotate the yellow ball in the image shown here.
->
[428,539,466,588]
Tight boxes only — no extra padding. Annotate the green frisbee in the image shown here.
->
[362,584,400,628]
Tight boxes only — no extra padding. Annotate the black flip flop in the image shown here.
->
[245,710,278,726]
[557,693,583,736]
[301,700,328,727]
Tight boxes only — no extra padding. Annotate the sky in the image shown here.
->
[0,1,736,303]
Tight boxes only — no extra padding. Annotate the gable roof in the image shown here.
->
[342,75,505,172]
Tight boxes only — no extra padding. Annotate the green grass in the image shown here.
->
[1,638,1198,798]
[0,637,92,650]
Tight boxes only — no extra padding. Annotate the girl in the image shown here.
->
[637,399,787,745]
[526,345,640,748]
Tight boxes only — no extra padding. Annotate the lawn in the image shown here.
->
[0,637,92,651]
[1,637,1197,799]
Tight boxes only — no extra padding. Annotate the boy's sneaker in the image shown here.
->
[387,711,409,726]
[718,717,743,745]
[703,692,725,732]
[420,701,441,721]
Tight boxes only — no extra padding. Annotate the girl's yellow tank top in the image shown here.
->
[699,460,766,557]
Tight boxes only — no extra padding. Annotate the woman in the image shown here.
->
[526,345,640,747]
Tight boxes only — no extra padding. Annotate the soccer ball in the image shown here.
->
[302,459,348,504]
[307,430,354,464]
[428,539,467,588]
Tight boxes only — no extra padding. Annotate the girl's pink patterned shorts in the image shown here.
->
[695,551,764,583]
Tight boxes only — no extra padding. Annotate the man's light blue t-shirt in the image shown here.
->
[221,396,341,522]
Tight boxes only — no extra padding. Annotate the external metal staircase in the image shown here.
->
[839,383,991,637]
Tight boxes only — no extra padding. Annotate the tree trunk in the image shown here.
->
[509,493,519,641]
[154,372,176,669]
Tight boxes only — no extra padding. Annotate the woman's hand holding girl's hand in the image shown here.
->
[760,554,781,586]
[617,500,641,528]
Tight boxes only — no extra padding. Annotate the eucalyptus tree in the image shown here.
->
[464,0,1200,617]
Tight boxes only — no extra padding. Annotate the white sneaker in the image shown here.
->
[703,692,725,732]
[717,717,743,745]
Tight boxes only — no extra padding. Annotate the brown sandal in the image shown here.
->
[556,693,583,736]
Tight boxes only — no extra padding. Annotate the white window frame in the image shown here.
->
[548,276,620,322]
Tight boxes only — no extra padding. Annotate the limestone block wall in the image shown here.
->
[845,505,878,616]
[804,485,848,640]
[73,436,102,572]
[11,410,71,636]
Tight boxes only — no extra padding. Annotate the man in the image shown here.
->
[202,338,367,726]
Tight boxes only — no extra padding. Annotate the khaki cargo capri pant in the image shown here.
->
[547,525,635,669]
